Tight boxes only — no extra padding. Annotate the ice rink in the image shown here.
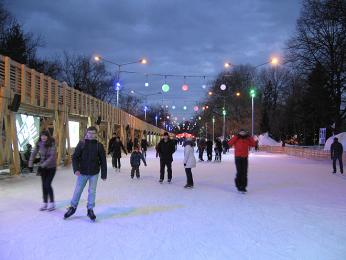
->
[1,146,345,260]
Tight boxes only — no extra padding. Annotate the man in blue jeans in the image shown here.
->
[64,126,107,221]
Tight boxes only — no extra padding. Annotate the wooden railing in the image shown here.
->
[259,146,340,161]
[0,55,163,134]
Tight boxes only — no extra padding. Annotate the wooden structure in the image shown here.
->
[0,55,165,175]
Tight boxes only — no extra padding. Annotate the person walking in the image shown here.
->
[109,136,127,172]
[228,129,256,193]
[64,126,107,221]
[183,138,196,188]
[140,137,148,158]
[156,132,176,183]
[206,138,213,162]
[29,130,57,211]
[222,138,229,154]
[331,137,343,174]
[130,145,147,179]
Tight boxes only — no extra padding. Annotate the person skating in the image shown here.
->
[198,138,206,161]
[156,132,175,183]
[214,138,223,162]
[228,129,256,193]
[130,145,147,179]
[109,136,127,172]
[64,126,107,221]
[108,133,117,168]
[140,137,148,158]
[183,138,196,188]
[206,138,213,161]
[222,139,229,154]
[29,130,57,211]
[127,139,133,153]
[331,137,343,174]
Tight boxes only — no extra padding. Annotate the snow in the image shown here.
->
[1,147,346,260]
[257,132,281,146]
[324,132,346,151]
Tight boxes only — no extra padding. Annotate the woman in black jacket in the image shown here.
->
[110,137,127,172]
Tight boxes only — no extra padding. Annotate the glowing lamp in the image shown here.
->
[162,84,170,93]
[182,84,189,91]
[193,106,199,112]
[220,84,227,91]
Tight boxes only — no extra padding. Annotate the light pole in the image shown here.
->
[94,56,147,107]
[144,106,148,121]
[212,116,215,141]
[222,108,226,139]
[129,90,162,122]
[250,89,256,136]
[155,115,158,126]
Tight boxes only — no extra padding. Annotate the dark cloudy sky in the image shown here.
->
[7,0,301,121]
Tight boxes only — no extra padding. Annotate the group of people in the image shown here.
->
[196,138,224,162]
[27,125,344,222]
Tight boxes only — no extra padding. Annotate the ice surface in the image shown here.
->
[0,147,345,260]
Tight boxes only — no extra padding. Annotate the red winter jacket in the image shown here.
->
[228,135,256,158]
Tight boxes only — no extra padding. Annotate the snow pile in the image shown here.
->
[257,132,281,146]
[324,132,346,151]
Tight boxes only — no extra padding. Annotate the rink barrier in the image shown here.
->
[259,146,339,161]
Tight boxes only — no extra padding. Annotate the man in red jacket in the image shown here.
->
[228,129,256,193]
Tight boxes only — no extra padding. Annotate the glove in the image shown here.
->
[184,163,186,166]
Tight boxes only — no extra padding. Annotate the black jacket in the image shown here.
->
[331,141,343,158]
[110,140,127,158]
[206,140,213,151]
[72,139,107,179]
[141,139,148,151]
[130,151,147,167]
[108,137,117,154]
[157,139,175,162]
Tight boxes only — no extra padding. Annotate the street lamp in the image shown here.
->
[144,106,148,121]
[250,89,256,136]
[212,116,215,142]
[129,90,162,121]
[94,55,147,107]
[222,108,226,139]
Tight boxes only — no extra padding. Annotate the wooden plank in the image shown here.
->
[21,64,26,103]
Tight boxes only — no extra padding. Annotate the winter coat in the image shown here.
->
[215,140,222,153]
[157,139,175,163]
[127,141,133,150]
[331,141,343,158]
[141,139,148,151]
[108,137,117,154]
[29,141,57,169]
[72,139,107,179]
[110,140,127,158]
[228,134,256,158]
[222,140,228,149]
[184,144,196,168]
[130,151,147,167]
[206,140,213,152]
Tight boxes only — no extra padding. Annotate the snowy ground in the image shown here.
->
[1,146,345,260]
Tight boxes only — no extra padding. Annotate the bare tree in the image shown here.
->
[286,0,346,131]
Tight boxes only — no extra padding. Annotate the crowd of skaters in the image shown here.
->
[26,126,343,221]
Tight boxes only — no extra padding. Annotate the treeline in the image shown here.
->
[193,0,345,145]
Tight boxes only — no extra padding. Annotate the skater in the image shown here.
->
[156,132,176,183]
[127,139,133,153]
[206,138,213,161]
[228,129,256,193]
[108,133,117,167]
[130,145,147,179]
[198,138,206,161]
[183,138,196,188]
[109,136,127,172]
[331,137,343,174]
[214,138,223,162]
[29,130,57,211]
[64,126,107,221]
[222,138,229,154]
[140,137,148,158]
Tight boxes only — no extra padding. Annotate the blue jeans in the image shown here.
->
[70,174,99,209]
